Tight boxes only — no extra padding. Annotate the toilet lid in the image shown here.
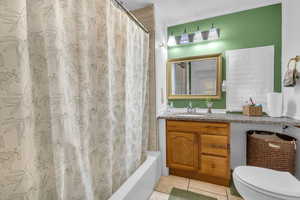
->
[234,166,300,198]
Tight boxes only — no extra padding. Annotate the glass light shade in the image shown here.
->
[193,31,203,42]
[180,33,189,44]
[208,28,219,40]
[167,35,177,46]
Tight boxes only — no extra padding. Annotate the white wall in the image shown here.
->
[281,0,300,174]
[153,5,168,114]
[282,0,300,120]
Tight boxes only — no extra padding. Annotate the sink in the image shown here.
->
[175,113,206,117]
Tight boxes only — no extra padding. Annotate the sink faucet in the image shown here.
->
[187,101,196,113]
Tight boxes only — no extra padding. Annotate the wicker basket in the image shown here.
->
[243,105,263,116]
[247,130,297,174]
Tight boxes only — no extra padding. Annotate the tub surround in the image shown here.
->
[159,112,300,127]
[109,152,161,200]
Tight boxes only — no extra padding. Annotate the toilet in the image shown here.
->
[233,166,300,200]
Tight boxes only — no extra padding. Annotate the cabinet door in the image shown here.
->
[201,155,229,178]
[167,131,199,171]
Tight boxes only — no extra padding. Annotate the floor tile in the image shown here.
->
[149,191,169,200]
[155,175,189,194]
[189,179,228,196]
[188,188,228,200]
[226,188,244,200]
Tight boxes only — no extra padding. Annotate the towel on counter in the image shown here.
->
[283,58,299,87]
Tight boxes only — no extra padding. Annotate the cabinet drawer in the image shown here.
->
[201,125,228,136]
[201,155,229,178]
[167,120,201,132]
[201,135,228,157]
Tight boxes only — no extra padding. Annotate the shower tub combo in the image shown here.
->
[109,152,161,200]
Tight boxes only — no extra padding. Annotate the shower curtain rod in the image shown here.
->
[111,0,150,34]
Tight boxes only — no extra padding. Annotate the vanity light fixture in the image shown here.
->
[193,26,203,43]
[180,28,190,44]
[168,24,220,47]
[167,33,177,47]
[208,24,220,41]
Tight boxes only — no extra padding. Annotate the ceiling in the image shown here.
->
[121,0,281,26]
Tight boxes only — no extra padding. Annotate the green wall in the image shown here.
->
[168,4,282,109]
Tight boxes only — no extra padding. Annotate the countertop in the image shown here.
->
[158,112,300,127]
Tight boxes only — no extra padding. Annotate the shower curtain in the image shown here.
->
[0,0,149,199]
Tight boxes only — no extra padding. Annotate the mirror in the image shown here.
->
[167,54,222,99]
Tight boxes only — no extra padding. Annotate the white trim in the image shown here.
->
[158,119,169,176]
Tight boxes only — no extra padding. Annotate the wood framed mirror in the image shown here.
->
[167,54,222,99]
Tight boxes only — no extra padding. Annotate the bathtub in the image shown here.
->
[109,151,162,200]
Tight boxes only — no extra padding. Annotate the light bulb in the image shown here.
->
[180,33,189,44]
[208,28,219,40]
[167,35,177,47]
[193,31,203,43]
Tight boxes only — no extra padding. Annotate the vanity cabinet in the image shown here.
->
[166,120,230,186]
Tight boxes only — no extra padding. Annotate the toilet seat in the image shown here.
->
[234,166,300,199]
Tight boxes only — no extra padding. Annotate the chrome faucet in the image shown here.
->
[167,101,174,112]
[187,101,196,113]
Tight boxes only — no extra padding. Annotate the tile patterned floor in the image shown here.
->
[149,191,170,200]
[149,175,243,200]
[155,175,189,194]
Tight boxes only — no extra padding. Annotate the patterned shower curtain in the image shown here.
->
[0,0,149,199]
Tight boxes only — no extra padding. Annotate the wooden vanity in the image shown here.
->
[160,113,300,187]
[166,120,230,186]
